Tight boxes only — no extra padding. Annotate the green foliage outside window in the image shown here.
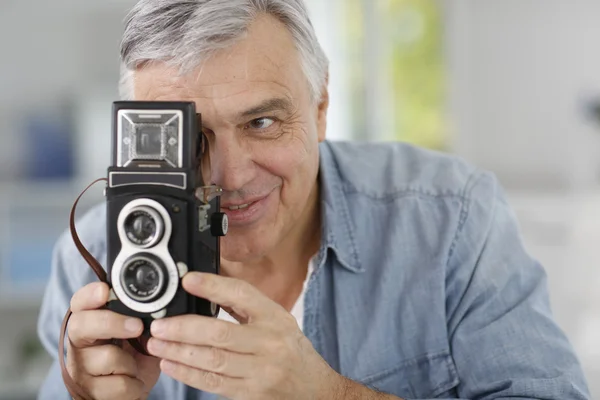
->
[384,0,447,150]
[342,0,447,150]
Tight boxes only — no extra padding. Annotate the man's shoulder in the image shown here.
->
[56,202,107,260]
[321,140,493,202]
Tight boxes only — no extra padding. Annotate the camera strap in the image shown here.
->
[58,177,149,400]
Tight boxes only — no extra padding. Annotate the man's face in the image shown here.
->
[134,14,328,262]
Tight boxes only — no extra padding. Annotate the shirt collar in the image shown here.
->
[315,141,364,274]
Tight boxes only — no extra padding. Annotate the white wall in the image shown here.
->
[443,0,600,191]
[0,1,136,183]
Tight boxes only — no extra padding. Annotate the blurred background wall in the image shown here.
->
[0,0,599,398]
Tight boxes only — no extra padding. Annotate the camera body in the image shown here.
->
[105,101,227,330]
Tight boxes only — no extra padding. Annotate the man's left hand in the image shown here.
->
[146,271,347,400]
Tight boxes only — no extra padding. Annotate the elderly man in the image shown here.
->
[37,0,590,399]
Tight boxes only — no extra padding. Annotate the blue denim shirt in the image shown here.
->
[37,140,590,399]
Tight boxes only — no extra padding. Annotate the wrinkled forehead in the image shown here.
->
[132,14,308,103]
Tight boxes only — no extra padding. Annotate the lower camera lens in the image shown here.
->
[124,206,163,247]
[120,254,167,303]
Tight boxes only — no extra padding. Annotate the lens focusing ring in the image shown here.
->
[120,253,167,303]
[123,205,164,248]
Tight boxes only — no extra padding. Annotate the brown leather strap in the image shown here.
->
[69,178,108,281]
[58,178,148,399]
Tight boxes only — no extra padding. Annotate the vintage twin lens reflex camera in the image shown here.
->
[105,101,228,330]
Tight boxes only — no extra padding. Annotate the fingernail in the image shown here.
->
[124,318,141,333]
[184,272,203,287]
[148,338,165,352]
[151,319,166,335]
[96,285,105,302]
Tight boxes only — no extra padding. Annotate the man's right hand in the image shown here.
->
[66,282,161,399]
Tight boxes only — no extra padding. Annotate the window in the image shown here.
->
[309,0,447,149]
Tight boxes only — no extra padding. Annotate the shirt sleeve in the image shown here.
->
[442,171,591,400]
[35,205,176,400]
[36,222,98,400]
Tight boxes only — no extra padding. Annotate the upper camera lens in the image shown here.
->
[121,254,166,303]
[124,207,163,247]
[128,211,155,242]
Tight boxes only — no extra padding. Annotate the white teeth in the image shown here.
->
[228,203,250,210]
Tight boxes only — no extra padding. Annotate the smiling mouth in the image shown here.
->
[222,196,264,211]
[226,202,252,210]
[219,185,279,220]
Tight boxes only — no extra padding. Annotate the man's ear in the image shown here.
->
[316,72,329,143]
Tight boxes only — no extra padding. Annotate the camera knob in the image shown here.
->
[210,212,228,236]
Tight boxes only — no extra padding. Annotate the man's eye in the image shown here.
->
[248,117,275,130]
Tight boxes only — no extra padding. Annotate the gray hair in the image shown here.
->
[119,0,329,102]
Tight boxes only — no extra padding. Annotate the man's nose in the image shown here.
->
[204,133,254,191]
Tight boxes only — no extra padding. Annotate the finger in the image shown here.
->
[71,282,109,312]
[147,338,255,378]
[160,359,242,398]
[150,314,266,353]
[182,272,279,320]
[84,374,145,400]
[69,309,144,348]
[78,344,139,378]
